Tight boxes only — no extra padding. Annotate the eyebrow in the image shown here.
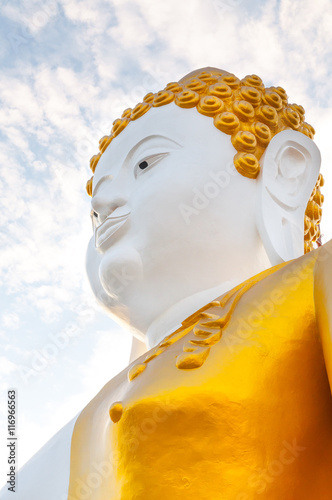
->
[92,134,182,197]
[92,174,113,197]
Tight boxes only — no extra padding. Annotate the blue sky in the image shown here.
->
[0,0,332,481]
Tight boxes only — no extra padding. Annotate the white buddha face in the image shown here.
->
[86,103,269,339]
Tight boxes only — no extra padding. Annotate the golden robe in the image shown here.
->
[68,240,332,500]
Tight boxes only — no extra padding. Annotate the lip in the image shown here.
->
[95,214,130,248]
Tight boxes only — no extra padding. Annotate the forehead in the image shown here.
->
[92,103,229,190]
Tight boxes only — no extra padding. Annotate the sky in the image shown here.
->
[0,0,332,484]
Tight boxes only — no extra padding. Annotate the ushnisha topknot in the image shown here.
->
[86,67,324,253]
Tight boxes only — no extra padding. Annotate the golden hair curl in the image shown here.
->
[87,68,324,253]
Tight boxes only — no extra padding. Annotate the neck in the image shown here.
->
[146,280,239,348]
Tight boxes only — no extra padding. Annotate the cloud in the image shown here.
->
[2,0,60,34]
[0,356,17,376]
[0,0,332,477]
[79,328,132,395]
[1,313,20,330]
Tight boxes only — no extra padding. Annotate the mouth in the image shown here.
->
[95,214,130,248]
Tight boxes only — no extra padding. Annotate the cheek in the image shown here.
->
[99,246,144,299]
[128,151,237,249]
[86,237,103,294]
[130,182,192,248]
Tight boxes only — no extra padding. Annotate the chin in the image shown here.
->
[98,245,143,294]
[87,238,145,311]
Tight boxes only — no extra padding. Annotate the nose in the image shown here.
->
[91,174,131,250]
[92,194,127,218]
[91,174,129,218]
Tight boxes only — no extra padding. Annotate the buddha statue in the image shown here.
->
[3,68,332,500]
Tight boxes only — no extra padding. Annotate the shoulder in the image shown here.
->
[314,238,332,280]
[0,416,77,500]
[314,239,332,308]
[313,239,332,391]
[125,256,319,393]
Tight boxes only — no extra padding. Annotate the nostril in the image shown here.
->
[91,196,129,220]
[91,196,116,218]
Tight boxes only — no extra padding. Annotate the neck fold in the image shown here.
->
[146,281,238,348]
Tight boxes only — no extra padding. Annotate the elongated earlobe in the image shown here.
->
[256,130,321,263]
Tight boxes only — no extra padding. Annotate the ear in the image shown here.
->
[256,130,321,264]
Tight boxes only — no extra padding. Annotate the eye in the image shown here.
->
[134,153,169,178]
[138,160,149,170]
